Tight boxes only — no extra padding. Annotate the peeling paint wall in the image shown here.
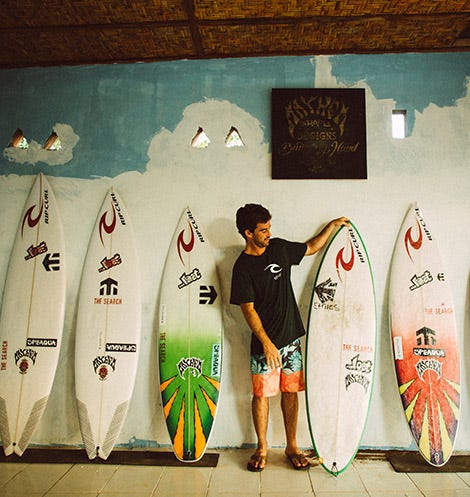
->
[0,53,469,454]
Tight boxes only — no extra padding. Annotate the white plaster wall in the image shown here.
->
[0,56,468,454]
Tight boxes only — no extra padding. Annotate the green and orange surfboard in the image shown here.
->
[158,207,223,462]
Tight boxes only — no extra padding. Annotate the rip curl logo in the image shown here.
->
[336,239,354,282]
[93,355,117,381]
[405,209,433,262]
[177,357,203,379]
[264,263,283,280]
[404,220,422,262]
[15,348,37,374]
[99,204,116,246]
[22,202,43,238]
[177,222,195,265]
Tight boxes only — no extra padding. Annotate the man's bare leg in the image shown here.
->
[248,395,269,471]
[281,392,309,469]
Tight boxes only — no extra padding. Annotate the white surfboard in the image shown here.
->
[306,222,376,475]
[75,188,141,460]
[158,207,223,462]
[0,173,66,456]
[389,203,460,466]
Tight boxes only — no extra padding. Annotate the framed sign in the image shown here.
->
[272,88,367,179]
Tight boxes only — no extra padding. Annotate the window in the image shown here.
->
[392,110,406,139]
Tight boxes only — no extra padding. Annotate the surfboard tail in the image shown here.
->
[13,396,49,456]
[0,397,13,456]
[99,400,130,460]
[77,399,98,459]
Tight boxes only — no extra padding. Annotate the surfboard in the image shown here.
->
[75,188,141,460]
[0,173,66,456]
[158,207,223,462]
[306,222,376,475]
[389,203,460,467]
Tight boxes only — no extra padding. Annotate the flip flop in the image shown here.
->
[286,452,310,470]
[247,453,266,472]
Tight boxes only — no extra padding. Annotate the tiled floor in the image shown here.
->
[0,448,469,497]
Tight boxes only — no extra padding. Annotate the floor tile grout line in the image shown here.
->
[96,463,122,495]
[203,466,213,497]
[0,461,27,489]
[38,461,77,497]
[149,464,167,497]
[456,472,470,488]
[406,471,428,496]
[345,460,371,496]
[307,467,317,497]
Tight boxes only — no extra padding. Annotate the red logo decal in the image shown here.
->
[177,222,194,265]
[21,203,43,238]
[336,240,354,282]
[404,221,422,261]
[99,205,116,246]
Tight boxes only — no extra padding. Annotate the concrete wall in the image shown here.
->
[0,53,469,453]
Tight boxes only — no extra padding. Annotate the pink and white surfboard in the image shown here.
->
[389,203,460,466]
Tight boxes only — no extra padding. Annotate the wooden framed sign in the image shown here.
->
[272,88,367,179]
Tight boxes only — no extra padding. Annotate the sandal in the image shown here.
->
[285,451,310,470]
[247,452,267,472]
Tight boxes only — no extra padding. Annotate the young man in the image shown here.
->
[230,204,349,471]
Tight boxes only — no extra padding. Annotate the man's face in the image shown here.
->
[249,220,271,248]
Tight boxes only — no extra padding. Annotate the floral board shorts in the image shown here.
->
[251,338,305,398]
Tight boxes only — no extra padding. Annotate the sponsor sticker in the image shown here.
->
[106,343,137,353]
[393,336,404,360]
[211,343,221,377]
[15,348,37,374]
[416,359,442,380]
[177,357,203,379]
[160,304,167,325]
[26,338,58,347]
[1,340,7,370]
[93,355,116,381]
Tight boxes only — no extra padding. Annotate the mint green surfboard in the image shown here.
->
[158,207,223,462]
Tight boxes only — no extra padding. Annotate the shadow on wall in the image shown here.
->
[217,236,255,445]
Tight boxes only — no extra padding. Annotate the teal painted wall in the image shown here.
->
[1,53,468,177]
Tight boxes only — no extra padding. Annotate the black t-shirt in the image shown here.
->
[230,238,306,355]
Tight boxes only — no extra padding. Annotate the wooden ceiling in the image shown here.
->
[1,0,469,68]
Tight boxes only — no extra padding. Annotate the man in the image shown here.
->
[230,204,349,471]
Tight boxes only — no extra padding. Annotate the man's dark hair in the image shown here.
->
[236,204,271,240]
